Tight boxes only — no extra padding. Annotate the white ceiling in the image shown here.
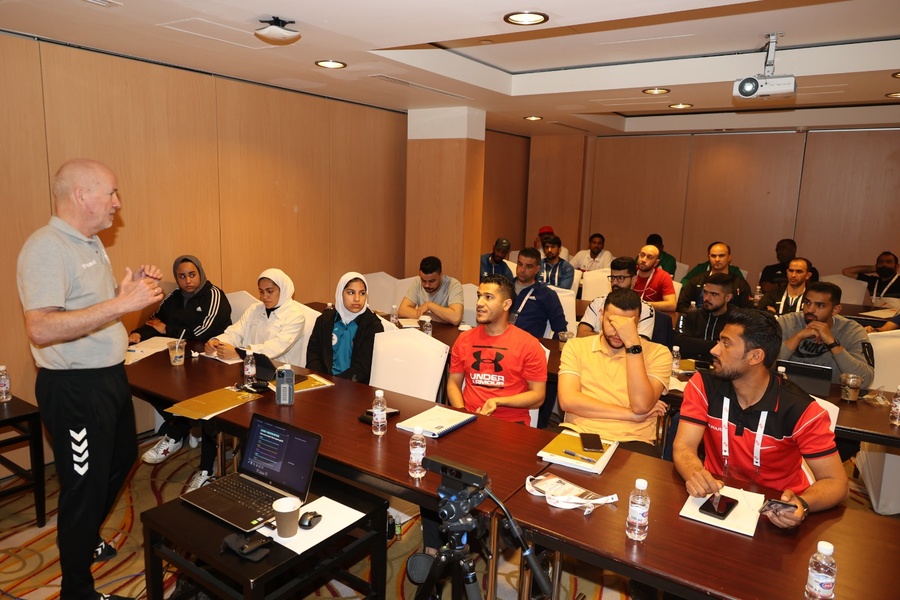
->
[1,0,899,136]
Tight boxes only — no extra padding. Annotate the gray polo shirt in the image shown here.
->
[17,216,127,369]
[405,274,464,309]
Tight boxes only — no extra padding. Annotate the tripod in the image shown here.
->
[412,514,486,600]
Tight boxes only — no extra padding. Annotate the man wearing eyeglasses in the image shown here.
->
[578,257,656,338]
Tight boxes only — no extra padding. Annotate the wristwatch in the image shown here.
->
[625,345,643,355]
[824,340,841,350]
[796,495,810,519]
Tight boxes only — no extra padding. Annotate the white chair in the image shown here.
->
[857,442,900,515]
[673,280,683,302]
[529,345,553,428]
[544,285,577,337]
[674,261,689,283]
[461,282,478,326]
[394,276,417,309]
[504,259,517,276]
[820,274,869,306]
[739,268,749,281]
[868,330,900,392]
[369,328,450,403]
[581,268,610,301]
[225,290,258,324]
[569,269,582,292]
[559,246,571,261]
[362,271,398,314]
[293,303,322,368]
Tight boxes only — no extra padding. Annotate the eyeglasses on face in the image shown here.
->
[608,275,631,283]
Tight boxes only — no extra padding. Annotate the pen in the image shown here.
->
[564,449,596,463]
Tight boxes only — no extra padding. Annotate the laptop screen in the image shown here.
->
[238,414,321,500]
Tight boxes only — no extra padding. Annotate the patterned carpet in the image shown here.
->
[0,439,878,599]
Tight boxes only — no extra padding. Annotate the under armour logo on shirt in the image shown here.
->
[471,350,505,373]
[70,428,89,476]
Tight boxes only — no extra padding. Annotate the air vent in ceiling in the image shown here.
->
[369,74,471,100]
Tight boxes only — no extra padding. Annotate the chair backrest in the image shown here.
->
[508,250,519,264]
[290,303,322,368]
[581,268,610,301]
[868,330,900,391]
[820,273,869,306]
[651,311,674,349]
[559,246,571,262]
[739,268,749,281]
[674,261,689,283]
[225,290,258,324]
[395,276,418,309]
[673,280,683,301]
[361,271,398,314]
[529,345,553,428]
[813,398,839,433]
[504,259,517,276]
[544,285,577,336]
[461,282,479,326]
[569,268,583,292]
[369,328,450,402]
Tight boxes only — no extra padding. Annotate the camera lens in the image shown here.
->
[738,77,760,97]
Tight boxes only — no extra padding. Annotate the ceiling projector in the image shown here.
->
[733,74,796,98]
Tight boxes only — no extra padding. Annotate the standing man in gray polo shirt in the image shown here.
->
[17,159,164,600]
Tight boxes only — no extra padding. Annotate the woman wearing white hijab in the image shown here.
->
[306,271,384,383]
[205,268,306,366]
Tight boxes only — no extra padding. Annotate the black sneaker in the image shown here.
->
[93,539,118,563]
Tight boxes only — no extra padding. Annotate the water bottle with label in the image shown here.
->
[804,541,836,599]
[372,389,387,436]
[421,315,433,336]
[625,478,650,541]
[390,304,400,328]
[671,346,681,373]
[0,365,10,402]
[890,385,900,426]
[243,352,256,386]
[408,427,426,478]
[754,285,763,307]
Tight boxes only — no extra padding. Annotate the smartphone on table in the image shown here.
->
[698,494,739,519]
[758,498,798,515]
[580,433,604,453]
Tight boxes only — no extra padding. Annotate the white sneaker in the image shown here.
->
[187,469,214,492]
[142,435,184,464]
[188,433,201,449]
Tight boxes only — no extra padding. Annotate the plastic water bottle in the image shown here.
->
[625,478,650,541]
[408,427,426,478]
[754,285,763,307]
[326,302,334,311]
[777,365,787,380]
[389,304,400,328]
[0,365,10,402]
[243,352,256,386]
[372,389,387,436]
[671,346,681,373]
[804,541,837,599]
[421,315,433,336]
[689,301,697,311]
[890,385,900,426]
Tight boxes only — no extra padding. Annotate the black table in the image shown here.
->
[142,473,388,600]
[0,396,45,526]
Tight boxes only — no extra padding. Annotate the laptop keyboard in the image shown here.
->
[212,475,281,518]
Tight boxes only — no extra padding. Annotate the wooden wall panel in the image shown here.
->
[40,43,221,332]
[681,133,806,286]
[216,79,331,303]
[590,135,692,261]
[0,34,50,473]
[796,130,900,278]
[405,138,485,283]
[526,136,585,254]
[483,131,529,252]
[328,102,407,283]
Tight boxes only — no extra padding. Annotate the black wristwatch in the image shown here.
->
[796,495,810,518]
[625,345,643,355]
[824,340,841,351]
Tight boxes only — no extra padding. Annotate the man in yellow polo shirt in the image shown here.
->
[558,288,672,455]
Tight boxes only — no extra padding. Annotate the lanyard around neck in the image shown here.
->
[721,397,769,473]
[874,273,899,298]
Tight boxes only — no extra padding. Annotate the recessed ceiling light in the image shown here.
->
[886,92,900,98]
[669,103,693,109]
[642,88,670,95]
[523,115,543,121]
[892,72,900,79]
[316,60,347,69]
[504,12,549,26]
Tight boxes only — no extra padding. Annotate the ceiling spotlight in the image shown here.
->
[255,16,301,45]
[504,12,549,26]
[316,60,347,69]
[642,88,670,95]
[886,92,900,98]
[892,72,900,79]
[523,115,543,121]
[669,103,693,109]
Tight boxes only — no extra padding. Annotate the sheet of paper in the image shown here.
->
[125,336,177,365]
[398,318,420,328]
[858,308,898,319]
[678,485,765,537]
[668,376,688,392]
[261,496,365,554]
[199,352,243,365]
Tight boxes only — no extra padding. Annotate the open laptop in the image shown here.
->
[776,359,833,397]
[181,414,321,532]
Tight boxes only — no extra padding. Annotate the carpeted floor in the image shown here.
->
[0,440,880,599]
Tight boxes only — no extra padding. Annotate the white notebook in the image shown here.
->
[396,405,476,438]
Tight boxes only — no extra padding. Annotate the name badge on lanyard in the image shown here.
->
[721,397,768,474]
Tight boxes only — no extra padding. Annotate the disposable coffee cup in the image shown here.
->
[167,340,185,366]
[840,373,862,401]
[272,496,302,538]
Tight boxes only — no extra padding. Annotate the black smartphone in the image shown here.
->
[758,498,797,515]
[698,494,739,520]
[365,407,400,417]
[580,433,604,453]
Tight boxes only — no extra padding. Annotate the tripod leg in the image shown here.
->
[414,552,451,600]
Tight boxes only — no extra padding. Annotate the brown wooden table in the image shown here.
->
[0,396,45,526]
[503,449,899,600]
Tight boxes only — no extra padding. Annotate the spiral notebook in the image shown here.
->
[396,405,476,438]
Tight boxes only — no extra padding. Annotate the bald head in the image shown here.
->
[52,159,120,237]
[637,245,660,273]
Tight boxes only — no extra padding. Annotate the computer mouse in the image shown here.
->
[299,510,322,529]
